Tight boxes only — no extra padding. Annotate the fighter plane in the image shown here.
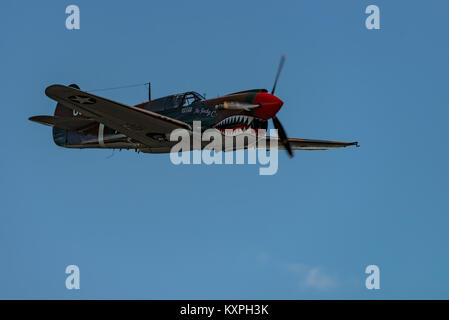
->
[29,56,358,157]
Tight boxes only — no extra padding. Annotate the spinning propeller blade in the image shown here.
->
[272,115,293,158]
[271,54,286,95]
[270,55,293,157]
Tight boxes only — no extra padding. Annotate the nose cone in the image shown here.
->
[253,92,284,120]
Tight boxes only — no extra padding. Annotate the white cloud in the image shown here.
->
[287,263,338,291]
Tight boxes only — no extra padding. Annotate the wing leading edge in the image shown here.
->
[234,136,358,151]
[282,138,358,150]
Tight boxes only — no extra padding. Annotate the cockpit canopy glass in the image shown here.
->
[148,91,204,111]
[181,92,204,107]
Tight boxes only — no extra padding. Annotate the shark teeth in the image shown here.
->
[215,115,254,128]
[214,115,257,136]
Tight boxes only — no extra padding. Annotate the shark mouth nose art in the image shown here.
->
[213,115,256,135]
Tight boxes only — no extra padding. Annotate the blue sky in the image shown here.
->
[1,0,448,299]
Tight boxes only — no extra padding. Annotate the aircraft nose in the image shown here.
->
[253,92,284,120]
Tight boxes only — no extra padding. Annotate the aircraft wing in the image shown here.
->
[280,138,358,150]
[221,134,358,152]
[45,84,192,147]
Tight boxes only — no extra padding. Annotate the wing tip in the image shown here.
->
[344,141,359,148]
[45,84,71,98]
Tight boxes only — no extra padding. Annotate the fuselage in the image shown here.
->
[53,89,284,150]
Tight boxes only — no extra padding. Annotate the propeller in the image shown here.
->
[270,55,293,158]
[271,54,286,95]
[272,115,293,158]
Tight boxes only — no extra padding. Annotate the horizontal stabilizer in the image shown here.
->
[29,115,97,131]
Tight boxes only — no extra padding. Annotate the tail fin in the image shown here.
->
[30,83,97,147]
[52,84,80,146]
